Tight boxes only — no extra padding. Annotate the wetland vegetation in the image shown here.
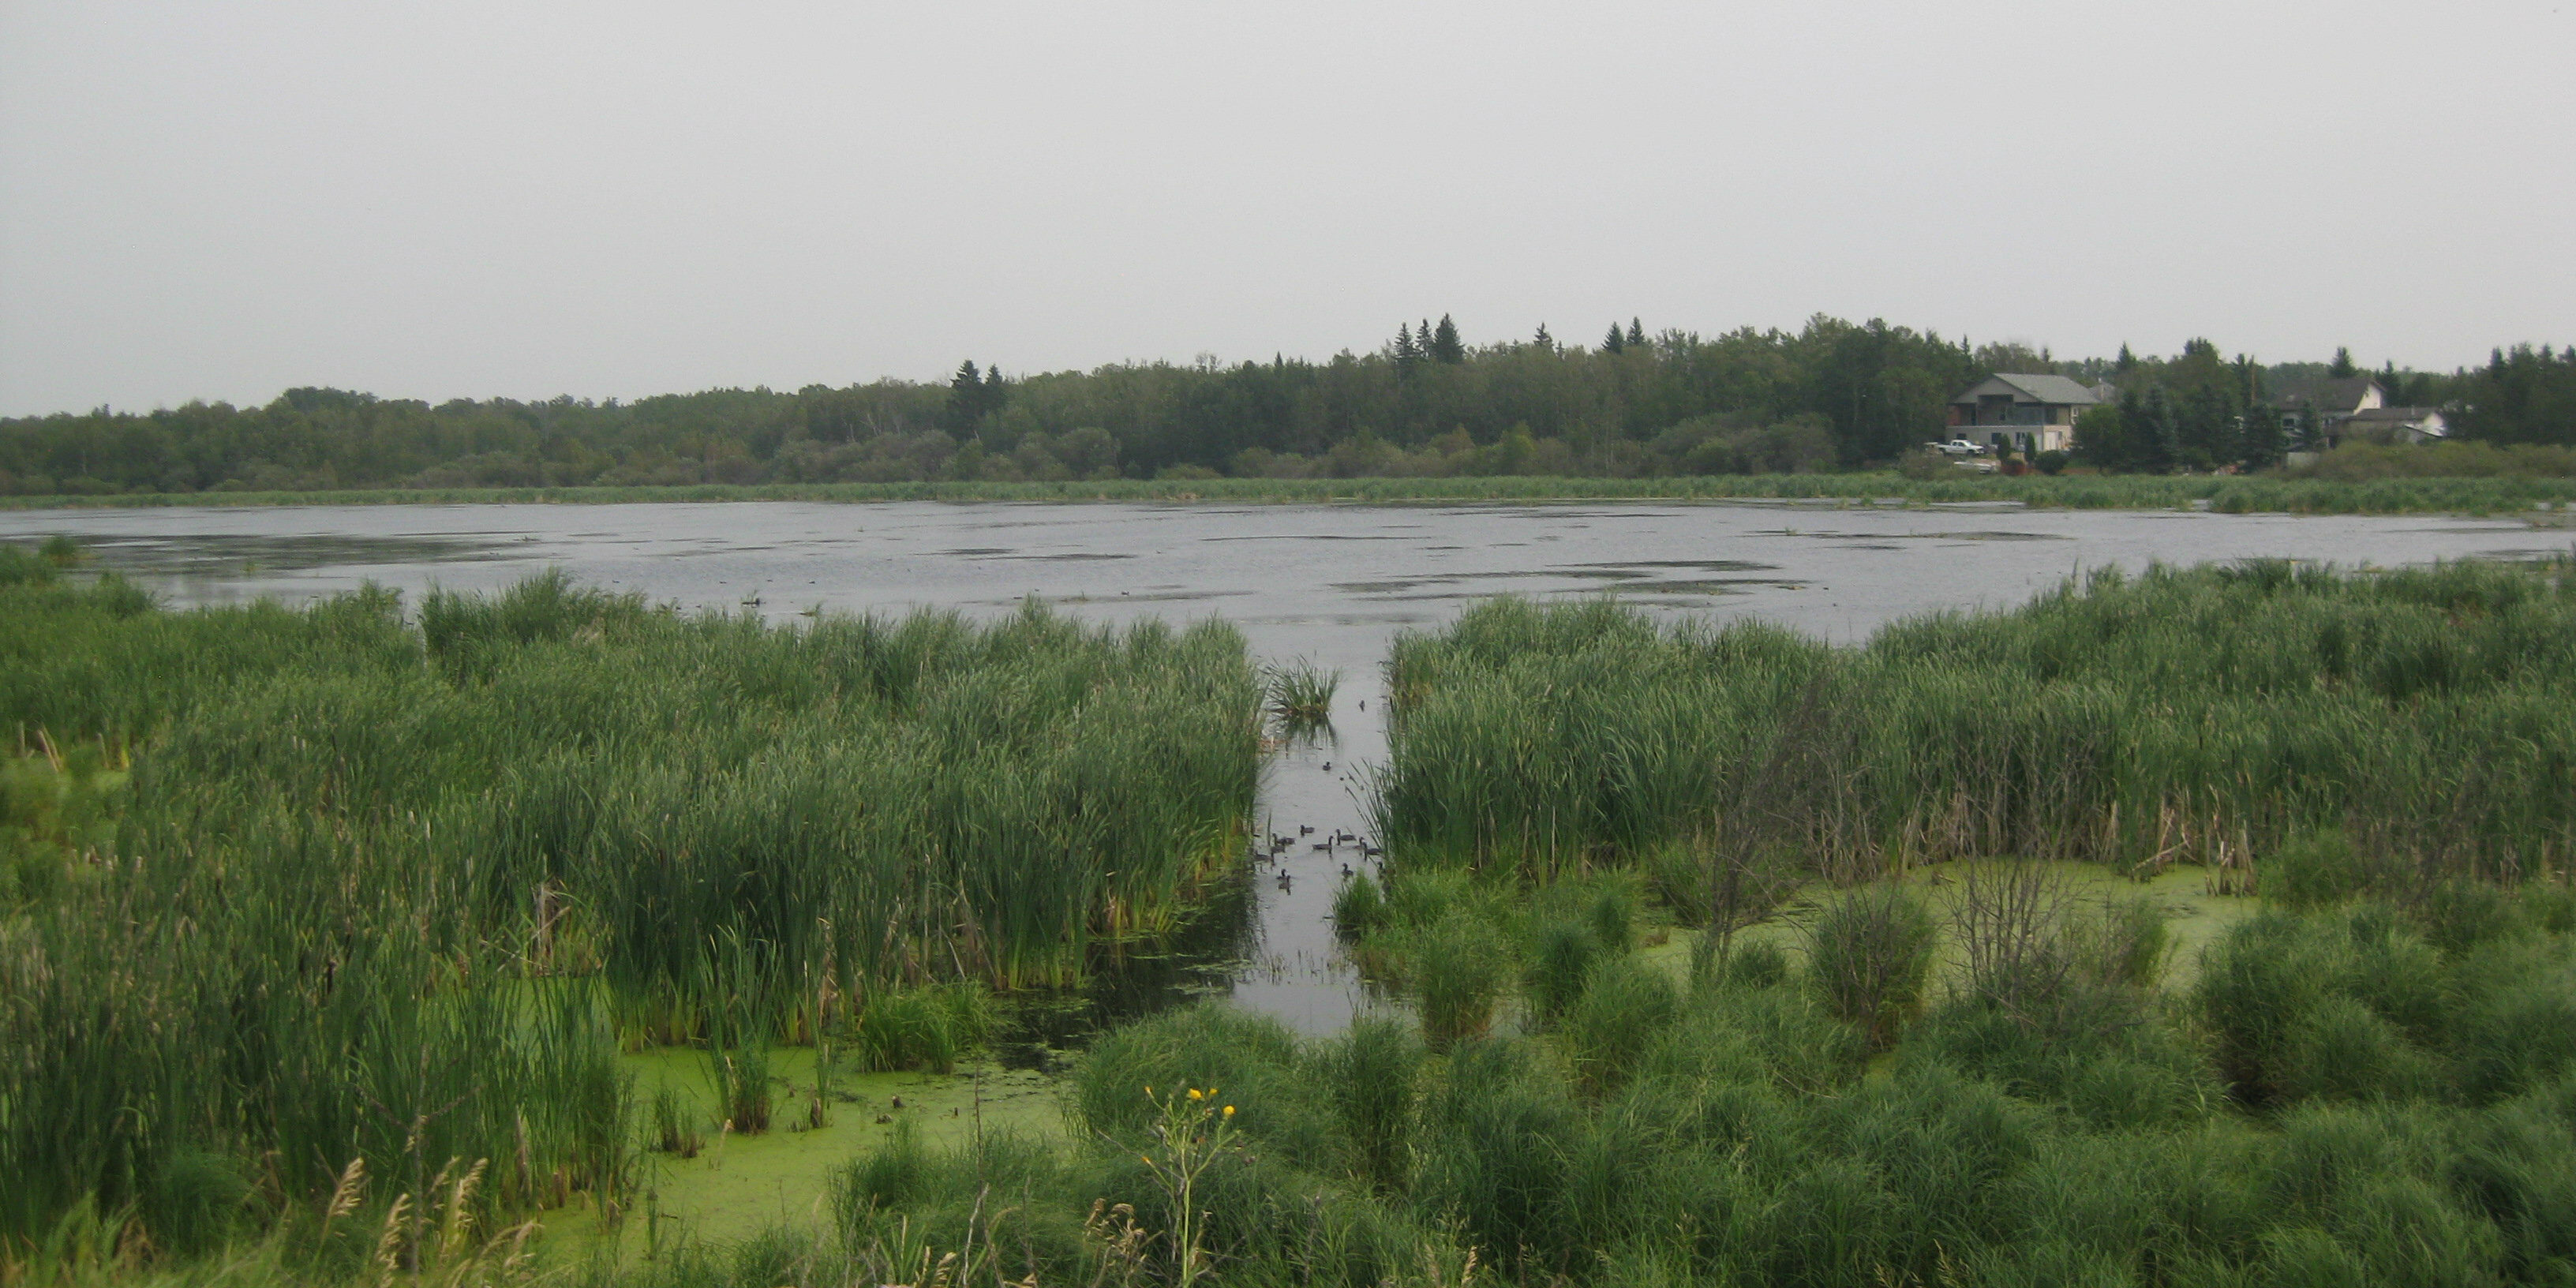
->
[9,541,2576,1286]
[0,541,1259,1275]
[1376,559,2576,886]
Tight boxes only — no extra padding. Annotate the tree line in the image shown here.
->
[2,316,2567,496]
[2071,341,2576,474]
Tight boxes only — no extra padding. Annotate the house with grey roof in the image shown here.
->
[1947,374,2110,454]
[2268,376,2385,446]
[2331,406,2448,447]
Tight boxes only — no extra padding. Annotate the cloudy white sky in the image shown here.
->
[2,1,2567,416]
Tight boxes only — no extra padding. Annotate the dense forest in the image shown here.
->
[3,315,2569,496]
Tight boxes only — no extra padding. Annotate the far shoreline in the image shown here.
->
[5,471,2576,519]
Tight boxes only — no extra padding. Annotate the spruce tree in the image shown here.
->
[2329,346,2358,378]
[2140,385,2182,470]
[2115,343,2137,373]
[2233,353,2262,405]
[1627,318,1646,348]
[1603,324,1624,354]
[1430,314,1465,364]
[1533,323,1553,350]
[945,361,987,432]
[2239,403,2287,470]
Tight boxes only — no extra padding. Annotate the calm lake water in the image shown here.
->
[5,499,2563,1039]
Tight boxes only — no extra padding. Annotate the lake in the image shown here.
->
[4,498,2560,1037]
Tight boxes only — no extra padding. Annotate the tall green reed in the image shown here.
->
[1379,560,2576,883]
[0,572,1260,1254]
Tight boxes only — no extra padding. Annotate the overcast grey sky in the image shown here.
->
[2,2,2567,417]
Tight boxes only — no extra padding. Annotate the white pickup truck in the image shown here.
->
[1926,439,1986,457]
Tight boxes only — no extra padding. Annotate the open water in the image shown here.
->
[4,499,2563,1039]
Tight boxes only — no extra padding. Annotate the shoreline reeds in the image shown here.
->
[1376,558,2576,885]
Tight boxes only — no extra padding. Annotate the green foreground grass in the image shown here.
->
[592,862,2248,1261]
[8,470,2576,515]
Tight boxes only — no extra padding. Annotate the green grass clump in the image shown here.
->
[1262,657,1340,735]
[1321,1015,1423,1191]
[2197,895,2576,1110]
[1331,869,1387,939]
[849,984,991,1074]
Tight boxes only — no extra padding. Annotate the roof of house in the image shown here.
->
[2271,376,2382,412]
[2344,406,2443,424]
[1952,373,2106,406]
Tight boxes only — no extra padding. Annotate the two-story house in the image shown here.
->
[1946,374,2111,454]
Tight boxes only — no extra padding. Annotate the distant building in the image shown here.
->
[2331,406,2449,447]
[1946,374,2110,454]
[2268,376,2385,445]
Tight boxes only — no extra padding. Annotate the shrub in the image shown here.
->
[1414,913,1510,1050]
[1412,1038,1581,1275]
[2084,893,2173,989]
[1807,885,1938,1048]
[2450,947,2576,1102]
[2197,912,2344,1104]
[1070,1003,1337,1170]
[1713,937,1792,990]
[1563,957,1681,1096]
[2417,878,2527,956]
[1586,882,1639,954]
[833,1118,934,1218]
[142,1150,250,1261]
[2265,829,2387,911]
[1321,1014,1421,1189]
[1523,917,1599,1023]
[2277,996,2439,1103]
